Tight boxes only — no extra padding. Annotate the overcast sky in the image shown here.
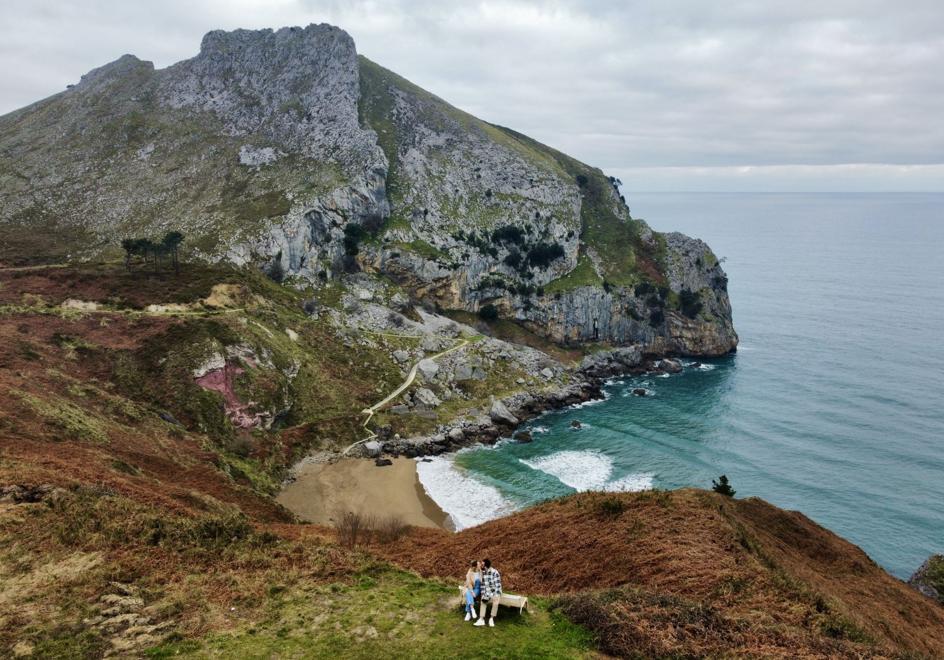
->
[2,0,942,191]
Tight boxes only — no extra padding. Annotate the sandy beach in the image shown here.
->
[277,458,449,530]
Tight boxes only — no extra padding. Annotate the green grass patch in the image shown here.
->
[393,239,448,262]
[13,389,109,443]
[148,566,594,659]
[543,254,603,294]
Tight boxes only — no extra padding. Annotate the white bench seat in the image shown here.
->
[458,586,529,613]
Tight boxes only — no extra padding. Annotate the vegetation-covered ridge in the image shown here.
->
[0,24,736,355]
[0,263,940,658]
[376,490,944,659]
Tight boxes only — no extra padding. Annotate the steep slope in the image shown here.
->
[0,24,736,355]
[0,25,386,274]
[0,267,939,657]
[376,490,944,658]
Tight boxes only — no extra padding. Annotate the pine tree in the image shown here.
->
[712,475,736,497]
[120,238,136,272]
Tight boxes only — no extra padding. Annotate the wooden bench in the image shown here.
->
[458,586,529,613]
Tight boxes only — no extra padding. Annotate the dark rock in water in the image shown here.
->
[419,458,433,463]
[909,555,944,604]
[660,358,683,374]
[513,430,533,443]
[374,458,393,467]
[648,369,666,376]
[570,420,582,430]
[692,362,702,368]
[632,388,648,396]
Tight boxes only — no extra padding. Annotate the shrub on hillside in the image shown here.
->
[503,249,523,269]
[478,304,499,321]
[592,495,626,518]
[492,225,525,245]
[679,289,703,319]
[343,224,366,256]
[332,511,408,547]
[334,511,370,549]
[712,475,736,497]
[526,242,565,268]
[266,259,285,283]
[374,515,409,544]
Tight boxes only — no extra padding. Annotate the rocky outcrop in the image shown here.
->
[909,555,944,604]
[578,346,644,378]
[0,23,736,357]
[378,380,603,457]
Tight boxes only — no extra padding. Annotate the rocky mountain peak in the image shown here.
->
[0,23,737,356]
[161,24,380,169]
[76,53,154,91]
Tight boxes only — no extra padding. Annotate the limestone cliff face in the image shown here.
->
[0,24,736,356]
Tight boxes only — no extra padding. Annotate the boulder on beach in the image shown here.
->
[363,441,382,458]
[489,399,519,426]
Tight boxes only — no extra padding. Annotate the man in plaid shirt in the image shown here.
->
[474,558,502,627]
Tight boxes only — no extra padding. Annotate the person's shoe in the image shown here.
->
[488,619,495,627]
[464,612,472,621]
[473,618,485,626]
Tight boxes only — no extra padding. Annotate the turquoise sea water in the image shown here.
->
[418,193,944,579]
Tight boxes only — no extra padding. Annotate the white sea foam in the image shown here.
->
[520,450,654,493]
[415,456,516,531]
[521,451,612,490]
[530,425,549,434]
[570,391,609,409]
[682,360,715,371]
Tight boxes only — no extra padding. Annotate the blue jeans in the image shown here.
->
[465,583,481,613]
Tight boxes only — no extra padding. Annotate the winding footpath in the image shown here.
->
[343,337,470,455]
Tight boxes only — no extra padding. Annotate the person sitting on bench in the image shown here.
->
[474,558,502,627]
[463,559,482,621]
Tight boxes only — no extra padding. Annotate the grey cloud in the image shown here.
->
[1,0,941,190]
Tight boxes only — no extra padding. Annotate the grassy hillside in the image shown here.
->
[0,266,934,659]
[0,263,596,657]
[376,490,944,658]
